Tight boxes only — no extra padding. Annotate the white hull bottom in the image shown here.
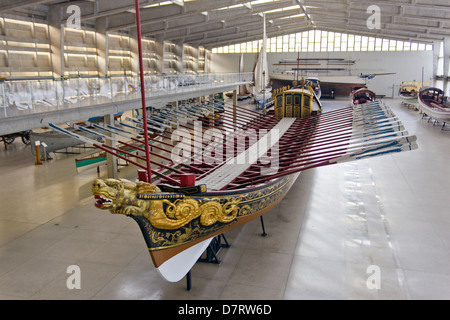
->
[157,237,213,282]
[419,102,450,122]
[400,96,418,100]
[157,170,303,283]
[254,92,272,102]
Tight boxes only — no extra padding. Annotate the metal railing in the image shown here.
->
[0,72,253,119]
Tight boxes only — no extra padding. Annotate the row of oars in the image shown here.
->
[225,101,418,189]
[48,99,270,186]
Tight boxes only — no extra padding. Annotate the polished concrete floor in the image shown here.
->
[0,98,449,300]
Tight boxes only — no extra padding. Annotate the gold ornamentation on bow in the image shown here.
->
[149,197,241,230]
[91,178,241,231]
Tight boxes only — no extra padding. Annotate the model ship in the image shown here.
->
[48,1,418,283]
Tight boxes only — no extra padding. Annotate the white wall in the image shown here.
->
[211,50,434,97]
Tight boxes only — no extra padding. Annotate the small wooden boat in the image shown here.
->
[399,82,420,100]
[30,129,100,156]
[418,87,450,128]
[352,88,376,105]
[399,82,423,110]
[224,91,249,100]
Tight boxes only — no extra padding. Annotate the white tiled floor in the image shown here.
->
[0,98,449,300]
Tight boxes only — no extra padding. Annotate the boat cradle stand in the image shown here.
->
[422,113,447,130]
[186,234,231,291]
[198,233,231,265]
[185,217,269,291]
[197,216,267,265]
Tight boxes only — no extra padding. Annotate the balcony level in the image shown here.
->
[0,72,253,136]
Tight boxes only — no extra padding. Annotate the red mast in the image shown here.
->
[134,0,152,182]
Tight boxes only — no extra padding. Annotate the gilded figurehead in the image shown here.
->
[91,178,158,216]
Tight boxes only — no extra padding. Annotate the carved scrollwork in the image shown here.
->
[199,201,223,226]
[148,197,241,230]
[220,199,240,223]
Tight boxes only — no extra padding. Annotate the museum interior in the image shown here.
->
[0,0,449,300]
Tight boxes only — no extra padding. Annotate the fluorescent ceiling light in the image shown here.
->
[264,5,298,14]
[280,13,305,19]
[250,0,275,5]
[143,1,172,8]
[171,0,184,6]
[217,4,244,10]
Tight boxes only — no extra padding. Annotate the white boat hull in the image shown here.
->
[419,100,450,122]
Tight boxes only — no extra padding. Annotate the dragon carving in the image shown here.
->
[92,178,240,230]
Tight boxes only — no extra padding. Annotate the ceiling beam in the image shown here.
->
[141,6,302,38]
[109,0,296,32]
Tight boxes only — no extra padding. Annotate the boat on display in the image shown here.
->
[352,88,377,105]
[399,82,420,100]
[30,128,101,156]
[398,81,431,110]
[306,76,322,100]
[274,79,322,118]
[252,14,272,107]
[418,87,450,129]
[48,0,419,283]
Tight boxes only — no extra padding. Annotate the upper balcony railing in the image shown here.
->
[0,73,254,119]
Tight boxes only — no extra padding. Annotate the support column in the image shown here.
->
[130,28,139,76]
[443,37,450,95]
[104,113,118,179]
[154,34,164,74]
[190,45,199,73]
[48,6,64,77]
[173,40,184,74]
[96,17,109,77]
[432,40,441,87]
[205,50,211,73]
[233,88,237,127]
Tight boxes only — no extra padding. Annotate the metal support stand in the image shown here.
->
[186,270,192,291]
[2,136,7,150]
[185,234,231,291]
[260,216,268,237]
[198,234,230,264]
